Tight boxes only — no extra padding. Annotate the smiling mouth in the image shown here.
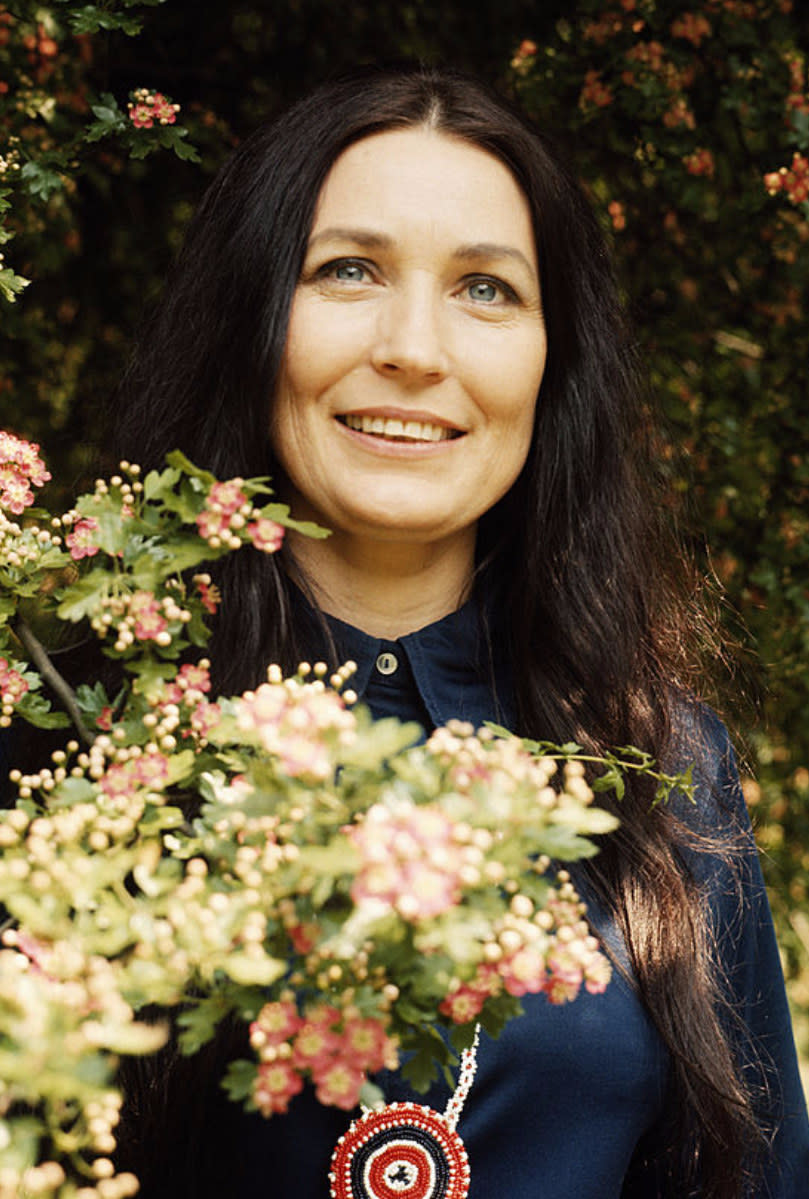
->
[337,414,463,443]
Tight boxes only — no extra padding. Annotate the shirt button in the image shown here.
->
[375,651,399,676]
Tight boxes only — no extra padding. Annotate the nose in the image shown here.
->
[370,277,449,383]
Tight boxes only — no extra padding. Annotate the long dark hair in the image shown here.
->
[112,62,764,1197]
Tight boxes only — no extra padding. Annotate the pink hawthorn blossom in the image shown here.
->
[500,944,548,998]
[250,1000,302,1048]
[128,591,168,641]
[349,800,467,922]
[195,577,220,614]
[65,517,100,560]
[127,88,180,129]
[0,432,51,514]
[207,480,248,515]
[291,1015,342,1072]
[439,982,489,1024]
[0,658,28,710]
[340,1016,392,1074]
[236,679,355,780]
[188,700,221,741]
[253,1060,304,1116]
[246,517,285,554]
[311,1056,365,1110]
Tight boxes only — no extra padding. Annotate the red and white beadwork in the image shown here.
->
[328,1028,479,1199]
[328,1102,470,1199]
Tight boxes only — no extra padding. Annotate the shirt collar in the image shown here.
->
[292,584,515,733]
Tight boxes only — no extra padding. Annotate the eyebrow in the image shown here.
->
[306,227,537,277]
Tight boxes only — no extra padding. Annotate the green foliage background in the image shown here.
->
[2,0,808,1078]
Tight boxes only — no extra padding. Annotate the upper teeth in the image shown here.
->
[342,414,455,441]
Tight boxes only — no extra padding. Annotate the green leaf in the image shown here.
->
[221,1058,257,1105]
[15,693,70,730]
[482,722,513,740]
[158,127,201,164]
[278,515,331,539]
[449,1022,479,1052]
[591,767,625,800]
[127,657,182,696]
[165,450,217,487]
[400,1046,439,1093]
[0,268,30,303]
[478,992,522,1040]
[176,995,231,1056]
[75,681,113,721]
[20,162,65,202]
[221,954,287,987]
[56,571,112,622]
[142,466,183,502]
[532,825,599,861]
[67,7,144,34]
[359,1079,385,1108]
[0,595,18,623]
[85,94,128,141]
[49,776,97,807]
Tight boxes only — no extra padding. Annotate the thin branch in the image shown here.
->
[13,617,95,747]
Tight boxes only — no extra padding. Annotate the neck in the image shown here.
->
[284,529,476,639]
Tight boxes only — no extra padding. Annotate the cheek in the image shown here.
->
[282,298,369,401]
[484,333,545,440]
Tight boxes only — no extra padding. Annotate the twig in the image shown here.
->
[13,617,95,746]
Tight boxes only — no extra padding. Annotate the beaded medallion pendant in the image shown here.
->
[328,1029,479,1199]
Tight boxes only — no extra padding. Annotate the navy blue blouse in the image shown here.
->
[233,598,809,1198]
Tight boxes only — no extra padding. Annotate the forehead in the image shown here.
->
[310,127,536,252]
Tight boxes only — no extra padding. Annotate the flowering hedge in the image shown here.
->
[0,432,696,1196]
[1,0,807,1094]
[506,0,809,1064]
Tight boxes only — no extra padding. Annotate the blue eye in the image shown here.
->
[468,279,499,303]
[465,276,520,304]
[325,260,369,282]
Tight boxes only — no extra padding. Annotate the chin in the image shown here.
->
[337,505,464,542]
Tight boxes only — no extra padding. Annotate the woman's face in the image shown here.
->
[272,127,546,554]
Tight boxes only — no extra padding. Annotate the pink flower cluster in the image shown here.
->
[509,38,537,76]
[250,1000,396,1115]
[128,591,169,642]
[426,721,551,794]
[670,12,712,46]
[579,69,613,110]
[0,657,28,725]
[608,200,626,231]
[91,588,192,653]
[164,661,211,703]
[193,573,220,615]
[127,88,180,129]
[439,884,611,1023]
[349,799,477,922]
[764,152,809,205]
[0,431,51,515]
[583,2,640,45]
[785,51,809,119]
[195,480,285,555]
[160,661,222,747]
[97,749,170,802]
[684,147,715,177]
[662,95,696,130]
[237,676,356,780]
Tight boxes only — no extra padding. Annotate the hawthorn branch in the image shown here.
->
[13,617,95,747]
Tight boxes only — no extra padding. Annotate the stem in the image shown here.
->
[13,616,95,746]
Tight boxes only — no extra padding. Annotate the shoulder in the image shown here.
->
[659,693,766,913]
[664,692,749,834]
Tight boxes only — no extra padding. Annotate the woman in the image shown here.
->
[112,63,809,1198]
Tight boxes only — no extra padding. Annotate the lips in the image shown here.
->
[337,413,463,443]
